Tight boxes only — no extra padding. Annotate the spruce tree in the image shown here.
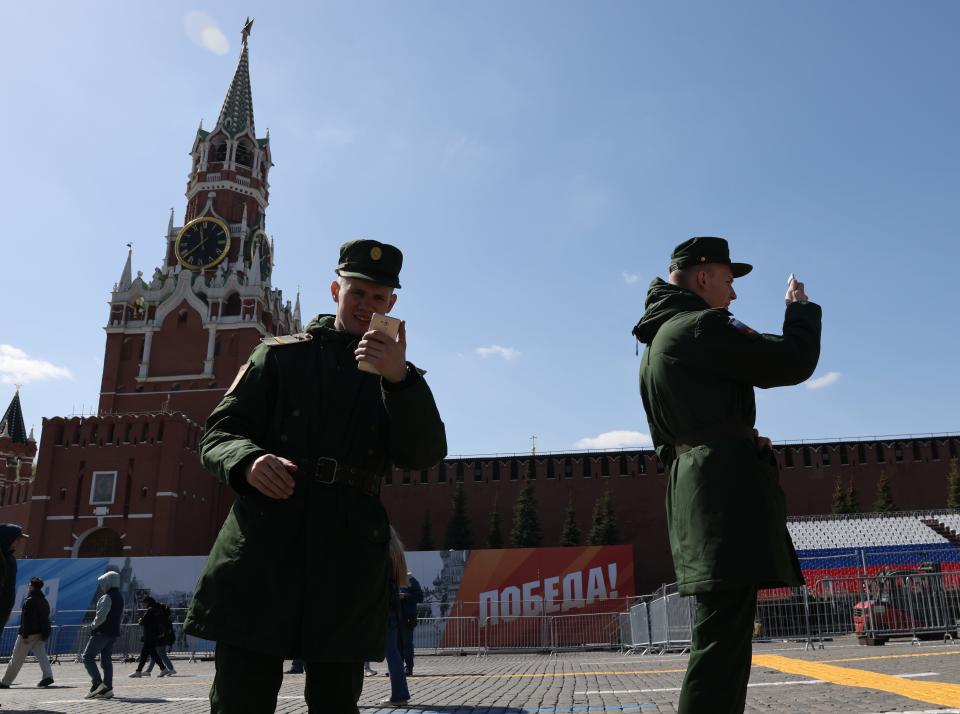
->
[831,473,848,514]
[873,469,895,513]
[487,506,504,549]
[444,481,473,550]
[559,492,581,547]
[948,459,960,509]
[846,477,860,514]
[417,511,434,551]
[588,488,621,545]
[509,481,542,547]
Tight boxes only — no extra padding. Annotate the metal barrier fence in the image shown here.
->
[622,571,960,653]
[411,617,481,653]
[481,613,623,653]
[0,608,216,664]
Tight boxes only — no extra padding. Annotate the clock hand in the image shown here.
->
[182,236,210,259]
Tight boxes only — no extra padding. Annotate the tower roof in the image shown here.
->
[215,18,256,139]
[1,388,28,443]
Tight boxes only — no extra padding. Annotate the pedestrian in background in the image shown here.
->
[129,596,170,678]
[381,527,410,707]
[633,236,821,713]
[83,571,124,700]
[399,571,423,676]
[0,577,53,688]
[183,240,447,714]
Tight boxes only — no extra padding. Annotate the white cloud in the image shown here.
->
[475,345,521,361]
[0,345,73,385]
[806,371,841,390]
[622,271,640,285]
[184,12,230,55]
[575,430,652,449]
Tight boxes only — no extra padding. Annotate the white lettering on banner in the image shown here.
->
[479,590,499,622]
[479,562,620,626]
[562,571,583,611]
[586,567,606,602]
[543,576,561,613]
[502,585,522,619]
[522,581,542,616]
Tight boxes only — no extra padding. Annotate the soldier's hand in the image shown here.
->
[785,274,809,304]
[356,321,408,383]
[245,454,297,499]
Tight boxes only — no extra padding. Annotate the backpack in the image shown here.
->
[158,605,176,646]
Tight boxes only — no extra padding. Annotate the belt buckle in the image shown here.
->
[314,457,338,485]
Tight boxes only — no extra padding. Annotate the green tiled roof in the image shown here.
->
[215,40,255,138]
[1,390,28,443]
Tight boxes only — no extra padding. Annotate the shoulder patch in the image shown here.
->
[728,316,758,337]
[260,332,313,347]
[225,362,250,396]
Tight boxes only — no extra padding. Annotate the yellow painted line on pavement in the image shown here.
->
[753,654,960,708]
[416,668,689,680]
[823,650,960,664]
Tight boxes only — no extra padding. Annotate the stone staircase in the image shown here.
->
[921,517,960,546]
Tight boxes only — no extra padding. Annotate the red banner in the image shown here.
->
[453,545,634,624]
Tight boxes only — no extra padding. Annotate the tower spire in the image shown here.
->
[118,243,133,290]
[1,388,28,443]
[215,18,256,138]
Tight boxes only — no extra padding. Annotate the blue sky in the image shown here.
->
[2,2,958,456]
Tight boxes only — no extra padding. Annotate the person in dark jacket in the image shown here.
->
[143,602,177,676]
[128,596,170,678]
[83,570,124,700]
[183,240,447,714]
[0,577,53,688]
[399,572,423,675]
[0,524,27,630]
[633,237,821,714]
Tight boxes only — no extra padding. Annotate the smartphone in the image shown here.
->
[358,313,402,374]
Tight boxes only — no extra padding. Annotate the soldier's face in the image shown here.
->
[331,277,397,336]
[701,265,736,309]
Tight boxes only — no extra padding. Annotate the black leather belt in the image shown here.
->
[303,457,381,497]
[674,425,755,456]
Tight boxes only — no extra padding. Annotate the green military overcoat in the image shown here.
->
[183,314,447,660]
[633,279,821,595]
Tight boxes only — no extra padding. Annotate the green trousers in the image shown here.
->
[210,641,364,714]
[678,586,757,714]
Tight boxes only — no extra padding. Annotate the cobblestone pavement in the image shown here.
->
[2,636,960,713]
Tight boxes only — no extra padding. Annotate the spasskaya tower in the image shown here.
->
[24,20,301,559]
[99,18,300,424]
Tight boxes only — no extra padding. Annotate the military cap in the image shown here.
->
[335,239,403,289]
[668,236,752,278]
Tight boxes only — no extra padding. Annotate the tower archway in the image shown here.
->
[76,528,123,558]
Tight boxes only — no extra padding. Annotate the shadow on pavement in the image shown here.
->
[362,708,528,713]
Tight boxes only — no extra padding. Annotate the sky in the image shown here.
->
[2,2,958,457]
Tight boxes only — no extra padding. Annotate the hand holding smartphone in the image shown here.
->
[357,313,402,374]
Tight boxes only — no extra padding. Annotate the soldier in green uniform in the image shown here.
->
[632,237,821,714]
[184,239,447,714]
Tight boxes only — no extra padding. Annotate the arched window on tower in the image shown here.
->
[235,139,254,168]
[211,136,227,163]
[222,293,242,318]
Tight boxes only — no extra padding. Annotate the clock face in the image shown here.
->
[253,230,272,278]
[175,217,231,270]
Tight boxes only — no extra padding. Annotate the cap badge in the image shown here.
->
[370,246,383,261]
[699,257,706,262]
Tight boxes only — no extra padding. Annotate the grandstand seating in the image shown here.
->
[787,514,950,549]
